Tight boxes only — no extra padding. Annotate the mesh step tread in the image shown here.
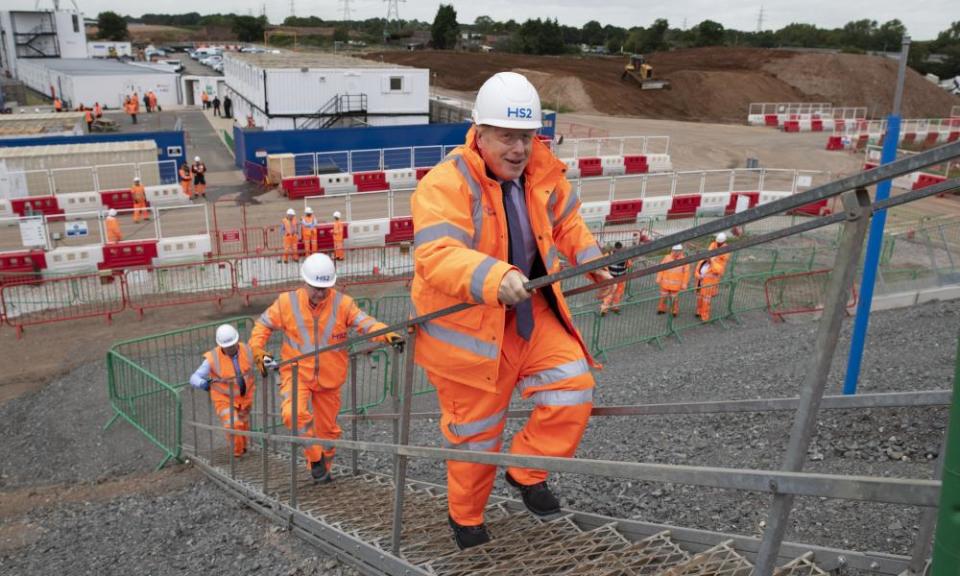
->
[659,540,753,576]
[400,506,537,565]
[773,553,830,576]
[564,530,691,576]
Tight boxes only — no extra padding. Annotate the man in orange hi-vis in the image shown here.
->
[190,324,256,457]
[301,206,319,255]
[249,254,403,483]
[280,208,300,263]
[131,177,150,222]
[600,241,631,316]
[411,71,613,550]
[104,208,123,243]
[656,244,690,317]
[695,232,731,321]
[331,211,345,261]
[179,163,193,198]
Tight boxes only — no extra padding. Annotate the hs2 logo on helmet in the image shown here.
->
[506,107,533,119]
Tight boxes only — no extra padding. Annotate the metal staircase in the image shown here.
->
[13,14,60,59]
[300,94,368,129]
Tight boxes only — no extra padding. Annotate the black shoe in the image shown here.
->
[505,472,561,516]
[657,310,665,315]
[448,515,490,550]
[311,456,331,483]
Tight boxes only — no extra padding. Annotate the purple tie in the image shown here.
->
[502,181,534,340]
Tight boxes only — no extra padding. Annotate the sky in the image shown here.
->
[12,0,956,41]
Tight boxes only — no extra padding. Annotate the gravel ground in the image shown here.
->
[1,298,955,572]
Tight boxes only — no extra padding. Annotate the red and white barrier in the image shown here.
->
[154,234,212,263]
[638,196,672,219]
[579,201,611,223]
[345,218,390,248]
[0,199,13,218]
[45,246,104,274]
[58,191,103,214]
[319,173,358,195]
[384,168,419,189]
[146,184,191,206]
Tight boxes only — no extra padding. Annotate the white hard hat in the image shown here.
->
[286,208,295,216]
[107,208,117,217]
[333,211,341,219]
[672,244,683,251]
[304,206,313,214]
[472,72,542,130]
[133,177,141,182]
[716,232,727,244]
[194,156,201,162]
[301,253,337,288]
[215,323,240,347]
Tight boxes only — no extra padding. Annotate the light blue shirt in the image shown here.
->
[190,360,211,389]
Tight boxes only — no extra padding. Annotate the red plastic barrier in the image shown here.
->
[725,192,759,214]
[10,196,63,217]
[623,155,649,174]
[950,118,960,128]
[282,176,323,200]
[923,132,940,146]
[782,120,800,133]
[101,189,134,210]
[353,171,389,192]
[902,132,916,145]
[606,200,643,224]
[834,119,846,131]
[99,240,159,270]
[948,131,960,143]
[667,194,702,218]
[811,119,823,132]
[0,250,47,286]
[855,134,870,150]
[416,167,432,181]
[764,114,778,126]
[315,223,348,251]
[578,157,603,178]
[385,217,414,243]
[826,135,844,151]
[791,199,830,217]
[863,162,879,170]
[913,173,947,191]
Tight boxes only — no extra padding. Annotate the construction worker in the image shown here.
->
[179,162,193,198]
[332,211,345,261]
[281,208,300,263]
[249,254,404,483]
[600,242,631,316]
[131,177,149,223]
[148,91,158,113]
[143,92,151,113]
[201,90,210,109]
[84,107,93,132]
[191,156,207,198]
[189,324,256,457]
[301,206,318,256]
[695,232,731,321]
[656,244,689,317]
[105,208,123,243]
[411,71,613,549]
[53,98,62,112]
[124,96,138,125]
[93,102,102,119]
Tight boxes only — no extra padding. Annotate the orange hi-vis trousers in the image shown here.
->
[600,282,626,314]
[657,290,681,316]
[429,294,595,526]
[283,234,299,263]
[211,389,255,457]
[302,231,318,255]
[132,201,149,223]
[279,376,342,472]
[696,277,720,321]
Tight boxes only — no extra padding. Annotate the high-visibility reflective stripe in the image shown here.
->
[320,293,343,347]
[413,299,498,359]
[609,261,629,276]
[547,189,559,224]
[545,245,558,270]
[443,436,502,452]
[210,352,221,376]
[532,388,594,406]
[287,291,313,354]
[517,359,591,394]
[452,155,484,247]
[257,311,277,330]
[469,256,498,303]
[414,222,472,248]
[351,311,370,329]
[575,245,602,265]
[558,190,580,223]
[448,408,506,438]
[218,408,232,418]
[296,424,311,436]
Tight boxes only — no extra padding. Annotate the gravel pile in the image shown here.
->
[1,298,955,571]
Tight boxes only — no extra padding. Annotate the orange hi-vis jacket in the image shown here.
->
[105,216,122,242]
[411,126,602,393]
[695,241,730,295]
[301,214,318,237]
[203,343,256,399]
[131,183,146,205]
[656,252,690,292]
[250,288,390,389]
[332,220,344,243]
[179,165,192,182]
[281,216,299,238]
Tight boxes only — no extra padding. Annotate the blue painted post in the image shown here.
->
[843,37,910,395]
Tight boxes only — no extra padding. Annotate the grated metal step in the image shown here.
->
[660,540,753,576]
[565,530,691,575]
[773,552,830,576]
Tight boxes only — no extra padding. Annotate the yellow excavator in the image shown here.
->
[621,54,669,90]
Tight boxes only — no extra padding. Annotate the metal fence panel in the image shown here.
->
[124,261,236,315]
[1,273,125,337]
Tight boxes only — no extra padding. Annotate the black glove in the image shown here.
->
[385,332,405,353]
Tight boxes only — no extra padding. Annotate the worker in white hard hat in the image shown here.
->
[249,253,404,483]
[695,233,731,321]
[301,206,318,256]
[131,176,149,223]
[105,207,123,243]
[280,207,300,264]
[331,210,345,261]
[600,241,632,316]
[190,324,257,457]
[656,244,690,317]
[410,71,612,549]
[191,155,207,198]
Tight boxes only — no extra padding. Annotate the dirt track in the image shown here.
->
[366,47,960,122]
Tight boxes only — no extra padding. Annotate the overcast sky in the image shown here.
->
[12,0,955,40]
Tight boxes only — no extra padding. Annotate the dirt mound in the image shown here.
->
[365,47,960,123]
